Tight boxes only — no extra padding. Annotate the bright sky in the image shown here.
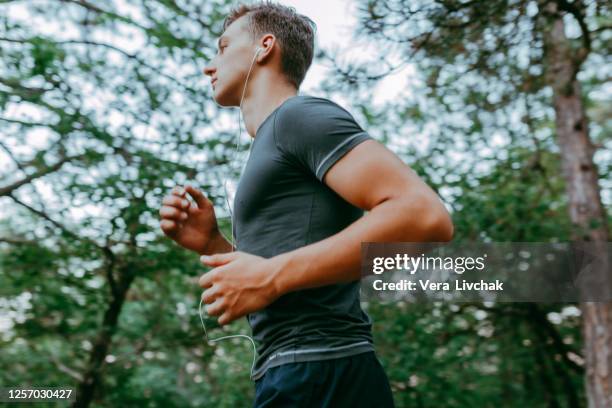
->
[281,0,412,107]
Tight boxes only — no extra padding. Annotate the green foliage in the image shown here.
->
[30,36,65,77]
[318,0,610,406]
[1,0,608,407]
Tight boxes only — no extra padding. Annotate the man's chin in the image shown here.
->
[212,91,239,108]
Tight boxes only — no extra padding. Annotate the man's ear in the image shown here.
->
[257,34,275,62]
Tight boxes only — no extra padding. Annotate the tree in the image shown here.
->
[1,0,254,406]
[331,0,610,405]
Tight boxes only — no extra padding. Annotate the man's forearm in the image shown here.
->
[268,197,453,297]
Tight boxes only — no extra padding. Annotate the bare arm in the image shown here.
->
[266,139,454,295]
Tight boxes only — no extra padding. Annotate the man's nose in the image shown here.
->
[203,64,215,77]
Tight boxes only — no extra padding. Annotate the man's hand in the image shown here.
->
[159,185,224,254]
[199,252,280,325]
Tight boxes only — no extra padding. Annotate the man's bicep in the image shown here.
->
[322,139,440,212]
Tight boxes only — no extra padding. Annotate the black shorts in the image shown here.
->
[253,351,395,408]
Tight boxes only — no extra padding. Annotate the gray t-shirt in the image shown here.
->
[233,94,375,381]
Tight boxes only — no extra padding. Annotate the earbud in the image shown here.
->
[202,41,262,380]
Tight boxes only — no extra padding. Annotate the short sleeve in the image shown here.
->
[274,97,373,182]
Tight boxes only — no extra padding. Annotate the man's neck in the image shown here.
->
[240,71,298,138]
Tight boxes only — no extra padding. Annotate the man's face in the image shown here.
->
[203,16,257,107]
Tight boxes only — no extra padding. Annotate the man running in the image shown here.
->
[160,2,453,407]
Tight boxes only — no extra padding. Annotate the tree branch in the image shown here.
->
[8,194,103,250]
[0,237,36,245]
[49,355,84,382]
[0,155,81,197]
[55,40,198,93]
[0,140,27,174]
[556,0,591,58]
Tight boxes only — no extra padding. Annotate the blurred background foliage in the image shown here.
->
[0,0,609,407]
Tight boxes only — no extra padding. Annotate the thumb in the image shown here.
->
[200,252,239,267]
[185,185,210,209]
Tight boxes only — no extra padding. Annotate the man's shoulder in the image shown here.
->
[284,94,344,108]
[278,95,353,122]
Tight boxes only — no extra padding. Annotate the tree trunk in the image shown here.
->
[542,3,611,407]
[72,269,135,408]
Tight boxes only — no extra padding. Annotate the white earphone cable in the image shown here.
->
[198,47,262,378]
